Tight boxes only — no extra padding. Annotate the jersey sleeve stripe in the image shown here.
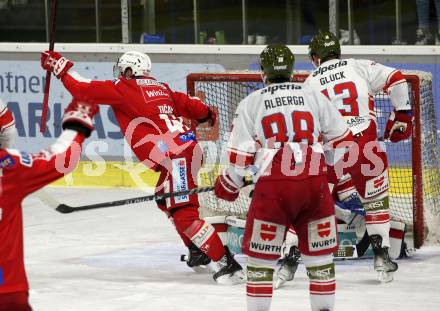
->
[228,150,254,168]
[325,128,351,148]
[0,107,7,117]
[383,70,405,91]
[0,110,15,132]
[0,121,15,132]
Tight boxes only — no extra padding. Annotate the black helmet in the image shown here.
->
[259,44,294,84]
[309,31,341,63]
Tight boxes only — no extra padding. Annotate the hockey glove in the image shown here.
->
[335,193,366,217]
[384,110,413,143]
[197,107,217,127]
[214,168,244,202]
[41,50,74,79]
[62,100,99,138]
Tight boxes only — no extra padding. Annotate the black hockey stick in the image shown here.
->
[55,180,253,214]
[56,185,215,214]
[355,230,371,257]
[41,0,58,133]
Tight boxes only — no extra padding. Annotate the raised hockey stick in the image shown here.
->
[55,180,253,214]
[41,0,58,133]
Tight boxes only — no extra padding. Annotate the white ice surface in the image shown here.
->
[23,187,440,311]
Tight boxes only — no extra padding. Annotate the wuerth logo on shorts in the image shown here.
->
[317,221,331,238]
[374,176,385,188]
[260,223,277,241]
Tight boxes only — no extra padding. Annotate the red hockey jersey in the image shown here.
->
[62,72,209,169]
[0,130,84,293]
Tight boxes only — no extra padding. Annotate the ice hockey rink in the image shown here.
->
[23,187,440,311]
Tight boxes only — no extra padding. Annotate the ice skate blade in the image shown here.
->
[190,262,216,274]
[214,270,246,285]
[377,271,394,283]
[273,272,294,289]
[273,278,286,290]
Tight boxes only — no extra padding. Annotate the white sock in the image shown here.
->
[246,257,276,311]
[302,254,335,311]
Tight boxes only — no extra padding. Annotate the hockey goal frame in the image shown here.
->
[187,72,424,248]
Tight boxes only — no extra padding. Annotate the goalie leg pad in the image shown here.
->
[246,257,276,311]
[177,209,225,261]
[302,254,335,311]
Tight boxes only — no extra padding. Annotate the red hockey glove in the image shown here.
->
[214,168,244,202]
[206,107,217,127]
[197,107,217,127]
[383,110,413,143]
[41,50,73,79]
[62,100,99,138]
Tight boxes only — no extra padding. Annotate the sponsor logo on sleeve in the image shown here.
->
[249,219,284,255]
[178,131,196,143]
[19,151,32,167]
[308,216,337,252]
[365,171,389,198]
[0,155,14,168]
[172,158,189,204]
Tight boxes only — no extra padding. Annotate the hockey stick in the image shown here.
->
[55,180,253,214]
[41,0,58,133]
[355,229,371,257]
[34,188,62,210]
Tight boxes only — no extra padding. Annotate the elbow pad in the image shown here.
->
[388,81,411,111]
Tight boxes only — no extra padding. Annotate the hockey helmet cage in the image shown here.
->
[309,31,341,63]
[113,51,152,78]
[259,44,294,84]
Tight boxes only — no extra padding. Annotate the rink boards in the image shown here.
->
[50,161,420,196]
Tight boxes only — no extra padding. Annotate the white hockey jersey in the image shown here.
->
[304,59,410,135]
[227,82,350,177]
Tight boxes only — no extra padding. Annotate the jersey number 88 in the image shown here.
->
[261,111,314,145]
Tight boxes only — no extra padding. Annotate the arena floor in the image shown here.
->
[23,187,440,311]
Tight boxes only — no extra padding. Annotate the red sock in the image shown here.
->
[184,219,225,261]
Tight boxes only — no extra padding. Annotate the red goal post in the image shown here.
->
[186,71,440,249]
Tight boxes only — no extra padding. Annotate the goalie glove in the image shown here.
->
[41,50,74,79]
[335,192,365,218]
[383,110,413,143]
[62,100,99,138]
[214,168,244,202]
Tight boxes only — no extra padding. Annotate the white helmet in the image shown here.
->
[113,51,152,78]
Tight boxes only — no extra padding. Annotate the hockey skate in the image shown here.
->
[213,246,245,285]
[274,245,301,289]
[183,243,215,273]
[369,234,398,283]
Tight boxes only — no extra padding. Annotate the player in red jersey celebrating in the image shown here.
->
[0,99,98,310]
[40,50,245,284]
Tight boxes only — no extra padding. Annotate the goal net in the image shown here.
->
[187,71,440,249]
